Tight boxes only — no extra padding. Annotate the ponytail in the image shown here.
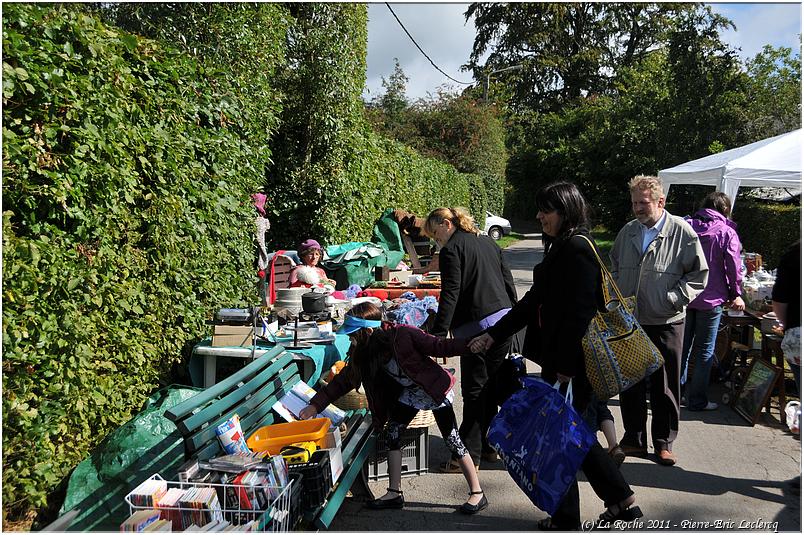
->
[425,206,479,237]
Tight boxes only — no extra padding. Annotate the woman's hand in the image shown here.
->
[299,405,317,420]
[728,296,746,311]
[468,333,495,353]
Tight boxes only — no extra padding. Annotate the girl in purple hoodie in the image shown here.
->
[681,192,745,411]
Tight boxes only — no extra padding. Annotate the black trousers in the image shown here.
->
[619,321,684,452]
[551,442,634,529]
[457,335,512,464]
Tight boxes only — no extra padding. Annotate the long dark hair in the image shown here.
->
[345,302,392,390]
[535,181,590,253]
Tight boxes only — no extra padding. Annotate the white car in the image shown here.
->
[483,211,512,241]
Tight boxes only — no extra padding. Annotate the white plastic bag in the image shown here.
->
[785,401,801,434]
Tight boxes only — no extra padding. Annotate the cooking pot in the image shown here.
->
[302,291,327,313]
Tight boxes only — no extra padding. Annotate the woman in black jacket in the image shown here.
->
[425,206,518,471]
[469,182,641,530]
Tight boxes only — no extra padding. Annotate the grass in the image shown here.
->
[591,226,617,265]
[497,231,527,249]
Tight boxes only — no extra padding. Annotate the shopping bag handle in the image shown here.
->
[576,234,632,313]
[552,379,574,405]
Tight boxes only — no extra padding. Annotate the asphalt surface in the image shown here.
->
[330,232,802,532]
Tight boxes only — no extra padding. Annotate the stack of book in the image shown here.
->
[185,519,259,531]
[178,487,224,529]
[128,479,168,509]
[120,510,170,531]
[272,382,346,425]
[155,488,186,531]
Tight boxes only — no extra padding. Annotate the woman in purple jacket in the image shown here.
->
[300,302,487,514]
[681,192,745,411]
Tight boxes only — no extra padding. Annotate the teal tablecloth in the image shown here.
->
[189,334,351,388]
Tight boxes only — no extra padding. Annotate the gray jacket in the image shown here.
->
[610,212,709,325]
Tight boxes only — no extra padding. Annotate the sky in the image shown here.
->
[364,3,803,102]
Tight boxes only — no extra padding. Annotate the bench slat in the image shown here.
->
[184,366,299,457]
[179,358,296,435]
[165,346,287,422]
[310,413,375,529]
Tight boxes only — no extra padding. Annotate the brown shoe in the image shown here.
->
[656,449,677,466]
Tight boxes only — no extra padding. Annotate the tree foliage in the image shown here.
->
[466,2,698,110]
[741,44,802,141]
[365,69,509,217]
[501,6,761,228]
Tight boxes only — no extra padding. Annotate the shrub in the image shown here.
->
[2,4,265,519]
[732,200,801,269]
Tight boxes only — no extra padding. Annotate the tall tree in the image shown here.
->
[465,2,697,111]
[375,58,409,118]
[741,44,802,141]
[663,7,747,163]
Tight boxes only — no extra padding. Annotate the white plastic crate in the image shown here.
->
[366,427,429,481]
[124,473,293,532]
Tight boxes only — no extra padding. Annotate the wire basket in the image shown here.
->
[124,473,293,532]
[407,409,434,428]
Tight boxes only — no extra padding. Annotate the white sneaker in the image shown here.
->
[702,401,718,411]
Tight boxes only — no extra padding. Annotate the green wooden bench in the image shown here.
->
[163,345,376,530]
[45,346,374,531]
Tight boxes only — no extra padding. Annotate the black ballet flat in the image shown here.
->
[459,490,488,514]
[593,503,643,530]
[366,487,404,510]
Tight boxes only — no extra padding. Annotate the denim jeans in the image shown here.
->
[680,306,723,410]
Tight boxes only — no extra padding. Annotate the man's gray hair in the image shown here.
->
[628,175,664,202]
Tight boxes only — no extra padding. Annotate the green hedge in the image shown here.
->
[2,4,266,518]
[330,126,472,242]
[732,200,801,269]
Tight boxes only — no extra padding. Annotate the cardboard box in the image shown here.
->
[212,324,254,347]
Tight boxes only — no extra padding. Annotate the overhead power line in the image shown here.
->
[385,3,473,86]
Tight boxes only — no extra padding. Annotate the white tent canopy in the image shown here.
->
[658,129,802,206]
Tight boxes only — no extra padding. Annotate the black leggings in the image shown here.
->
[386,402,468,458]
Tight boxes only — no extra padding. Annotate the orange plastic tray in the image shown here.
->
[246,417,331,455]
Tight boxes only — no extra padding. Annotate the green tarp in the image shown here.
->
[58,385,201,531]
[321,208,405,289]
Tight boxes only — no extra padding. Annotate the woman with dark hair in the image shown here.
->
[299,302,488,514]
[423,206,519,472]
[469,182,640,530]
[680,191,744,411]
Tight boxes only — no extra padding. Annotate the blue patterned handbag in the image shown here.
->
[486,377,595,515]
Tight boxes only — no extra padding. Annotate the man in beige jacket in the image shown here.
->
[610,175,708,466]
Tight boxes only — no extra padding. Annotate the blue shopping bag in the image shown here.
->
[486,377,595,515]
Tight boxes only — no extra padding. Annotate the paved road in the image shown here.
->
[331,233,801,531]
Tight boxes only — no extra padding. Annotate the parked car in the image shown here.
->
[483,211,512,241]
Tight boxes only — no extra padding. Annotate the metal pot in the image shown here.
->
[302,291,327,314]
